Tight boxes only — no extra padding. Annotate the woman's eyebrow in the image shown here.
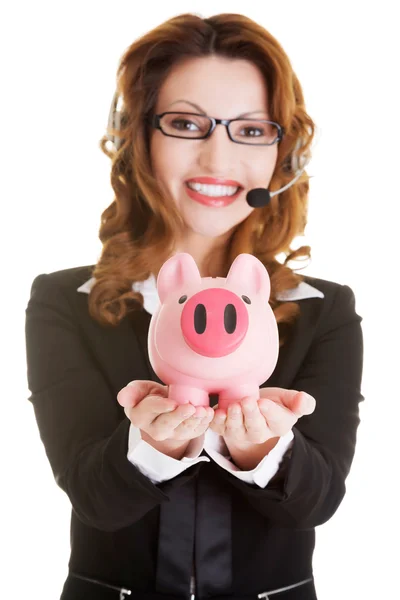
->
[166,99,268,118]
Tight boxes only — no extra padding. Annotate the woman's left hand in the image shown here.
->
[209,388,316,448]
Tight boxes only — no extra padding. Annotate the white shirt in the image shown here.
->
[78,272,324,487]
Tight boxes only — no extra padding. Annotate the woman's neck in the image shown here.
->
[174,234,230,278]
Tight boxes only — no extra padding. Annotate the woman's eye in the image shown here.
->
[171,119,199,131]
[241,126,264,137]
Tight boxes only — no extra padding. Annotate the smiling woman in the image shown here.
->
[25,11,364,600]
[90,13,316,334]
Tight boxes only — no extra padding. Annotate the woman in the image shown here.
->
[25,12,364,600]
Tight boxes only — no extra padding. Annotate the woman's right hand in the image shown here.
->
[117,380,214,457]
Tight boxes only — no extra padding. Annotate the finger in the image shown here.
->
[147,404,197,441]
[258,398,297,436]
[117,380,168,408]
[117,386,140,408]
[128,395,177,428]
[259,387,297,409]
[128,379,169,397]
[177,405,208,427]
[209,409,227,435]
[259,387,315,415]
[292,391,316,416]
[241,397,268,440]
[226,403,244,433]
[175,406,214,435]
[151,403,197,435]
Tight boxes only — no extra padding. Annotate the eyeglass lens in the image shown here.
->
[159,113,279,145]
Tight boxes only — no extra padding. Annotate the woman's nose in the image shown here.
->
[197,124,237,172]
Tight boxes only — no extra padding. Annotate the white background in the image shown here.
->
[2,1,399,599]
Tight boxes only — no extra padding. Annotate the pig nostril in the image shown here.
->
[194,304,207,334]
[224,304,237,334]
[178,295,187,304]
[242,295,251,304]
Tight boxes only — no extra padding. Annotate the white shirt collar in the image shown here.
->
[77,273,324,315]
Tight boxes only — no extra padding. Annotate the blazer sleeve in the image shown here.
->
[25,273,202,533]
[210,283,364,530]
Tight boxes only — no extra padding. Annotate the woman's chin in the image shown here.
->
[183,216,240,239]
[178,196,252,238]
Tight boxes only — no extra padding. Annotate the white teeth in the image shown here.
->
[187,182,239,197]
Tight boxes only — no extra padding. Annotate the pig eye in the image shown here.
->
[242,295,251,304]
[178,295,187,304]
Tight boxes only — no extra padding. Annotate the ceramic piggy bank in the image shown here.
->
[147,252,279,411]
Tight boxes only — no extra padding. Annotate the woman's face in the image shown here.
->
[150,55,278,241]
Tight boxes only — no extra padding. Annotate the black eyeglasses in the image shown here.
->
[150,112,284,146]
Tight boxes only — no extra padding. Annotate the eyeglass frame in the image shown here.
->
[149,111,285,146]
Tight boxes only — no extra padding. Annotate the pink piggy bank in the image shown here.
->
[147,252,279,411]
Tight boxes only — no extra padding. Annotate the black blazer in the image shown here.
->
[25,265,364,600]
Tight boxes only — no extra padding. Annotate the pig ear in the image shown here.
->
[226,254,271,299]
[157,252,202,304]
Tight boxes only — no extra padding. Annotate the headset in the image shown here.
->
[106,90,315,207]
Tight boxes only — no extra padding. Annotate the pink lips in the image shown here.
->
[185,176,243,207]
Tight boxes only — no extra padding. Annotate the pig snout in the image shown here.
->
[180,288,249,357]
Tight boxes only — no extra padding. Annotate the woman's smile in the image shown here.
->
[184,181,243,207]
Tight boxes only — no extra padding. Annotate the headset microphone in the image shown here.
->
[246,188,271,208]
[246,153,311,208]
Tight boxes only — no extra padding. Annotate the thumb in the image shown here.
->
[293,391,316,416]
[117,380,167,408]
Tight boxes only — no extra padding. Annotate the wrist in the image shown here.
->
[140,430,191,460]
[225,436,280,470]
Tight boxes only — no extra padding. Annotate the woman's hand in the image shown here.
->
[117,380,214,457]
[209,388,316,448]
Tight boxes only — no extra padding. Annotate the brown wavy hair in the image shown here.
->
[89,12,315,347]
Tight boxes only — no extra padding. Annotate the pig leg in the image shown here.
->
[168,384,210,407]
[218,384,260,411]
